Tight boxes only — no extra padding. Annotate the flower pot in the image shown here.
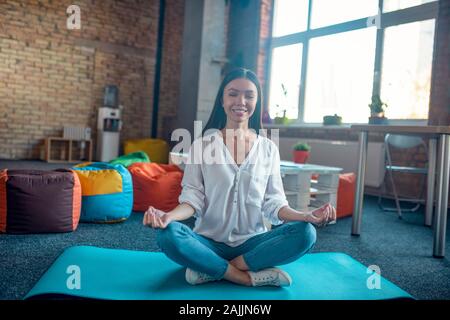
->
[323,115,342,125]
[275,116,290,125]
[370,111,385,118]
[368,116,388,125]
[293,150,309,164]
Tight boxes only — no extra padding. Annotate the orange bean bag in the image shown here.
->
[128,163,183,212]
[337,173,356,219]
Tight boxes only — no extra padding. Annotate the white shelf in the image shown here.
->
[281,162,342,213]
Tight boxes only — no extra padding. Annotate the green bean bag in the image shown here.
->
[109,151,150,168]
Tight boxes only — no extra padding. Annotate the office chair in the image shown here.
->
[378,134,428,219]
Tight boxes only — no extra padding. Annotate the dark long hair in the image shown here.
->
[202,68,263,136]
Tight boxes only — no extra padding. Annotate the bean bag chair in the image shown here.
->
[72,163,133,223]
[124,138,169,164]
[128,163,183,212]
[73,162,93,168]
[0,169,81,234]
[337,173,356,219]
[109,151,150,167]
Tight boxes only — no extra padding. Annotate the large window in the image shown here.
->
[272,0,309,36]
[268,0,438,124]
[268,44,302,119]
[380,19,435,120]
[310,0,378,29]
[304,28,376,123]
[383,0,436,12]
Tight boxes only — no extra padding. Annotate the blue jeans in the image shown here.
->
[156,221,317,279]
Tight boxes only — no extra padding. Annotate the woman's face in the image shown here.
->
[222,78,258,125]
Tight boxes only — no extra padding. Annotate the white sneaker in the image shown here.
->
[185,268,217,285]
[248,268,292,287]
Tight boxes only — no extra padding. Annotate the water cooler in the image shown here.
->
[96,85,122,162]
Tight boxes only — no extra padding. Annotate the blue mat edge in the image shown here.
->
[24,245,415,300]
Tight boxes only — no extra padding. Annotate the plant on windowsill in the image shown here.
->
[368,94,388,125]
[323,114,342,125]
[274,109,290,125]
[274,83,290,125]
[292,142,311,164]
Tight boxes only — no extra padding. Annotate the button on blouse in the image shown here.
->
[178,131,289,247]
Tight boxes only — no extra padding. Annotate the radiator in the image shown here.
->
[63,127,92,141]
[278,138,385,188]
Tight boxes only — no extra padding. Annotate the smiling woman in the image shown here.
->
[223,79,257,121]
[143,68,336,289]
[202,68,263,136]
[225,81,257,118]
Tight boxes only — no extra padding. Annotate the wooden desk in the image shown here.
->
[351,125,450,258]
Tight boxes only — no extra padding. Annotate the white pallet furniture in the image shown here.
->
[280,161,343,213]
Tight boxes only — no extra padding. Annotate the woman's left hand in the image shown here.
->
[305,203,336,227]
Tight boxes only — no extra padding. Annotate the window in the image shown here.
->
[383,0,436,12]
[304,28,376,123]
[272,0,308,37]
[380,19,435,120]
[311,0,378,29]
[268,44,302,119]
[267,0,438,124]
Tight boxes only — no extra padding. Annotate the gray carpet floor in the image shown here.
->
[1,160,449,300]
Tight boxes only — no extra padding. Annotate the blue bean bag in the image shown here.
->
[72,163,133,223]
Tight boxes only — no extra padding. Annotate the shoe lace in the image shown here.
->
[194,270,214,282]
[254,271,277,284]
[198,273,212,281]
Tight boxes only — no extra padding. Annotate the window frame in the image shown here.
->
[266,0,439,125]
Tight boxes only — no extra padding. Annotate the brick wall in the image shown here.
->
[157,0,184,141]
[0,0,184,160]
[428,0,450,125]
[257,0,273,104]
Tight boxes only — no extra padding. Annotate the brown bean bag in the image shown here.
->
[0,169,81,234]
[128,163,183,212]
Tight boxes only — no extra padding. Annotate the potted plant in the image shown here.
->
[274,109,290,125]
[323,114,342,125]
[274,83,290,125]
[368,95,388,124]
[292,142,311,164]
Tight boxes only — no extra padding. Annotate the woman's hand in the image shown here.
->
[143,206,172,229]
[305,203,336,227]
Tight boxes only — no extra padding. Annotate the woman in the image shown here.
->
[143,68,336,287]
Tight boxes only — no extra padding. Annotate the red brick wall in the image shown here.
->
[158,0,185,141]
[428,0,450,125]
[92,51,153,146]
[257,0,273,99]
[0,0,184,159]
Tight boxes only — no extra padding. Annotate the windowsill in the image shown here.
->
[264,123,352,130]
[263,119,428,130]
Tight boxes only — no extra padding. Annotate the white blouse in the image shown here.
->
[178,130,289,247]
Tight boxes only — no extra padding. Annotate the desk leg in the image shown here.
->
[352,131,368,236]
[425,138,437,227]
[433,134,450,258]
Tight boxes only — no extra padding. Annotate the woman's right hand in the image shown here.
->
[143,206,171,229]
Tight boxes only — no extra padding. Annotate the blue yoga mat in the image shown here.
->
[25,246,413,300]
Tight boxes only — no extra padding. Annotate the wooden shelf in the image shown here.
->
[45,137,93,163]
